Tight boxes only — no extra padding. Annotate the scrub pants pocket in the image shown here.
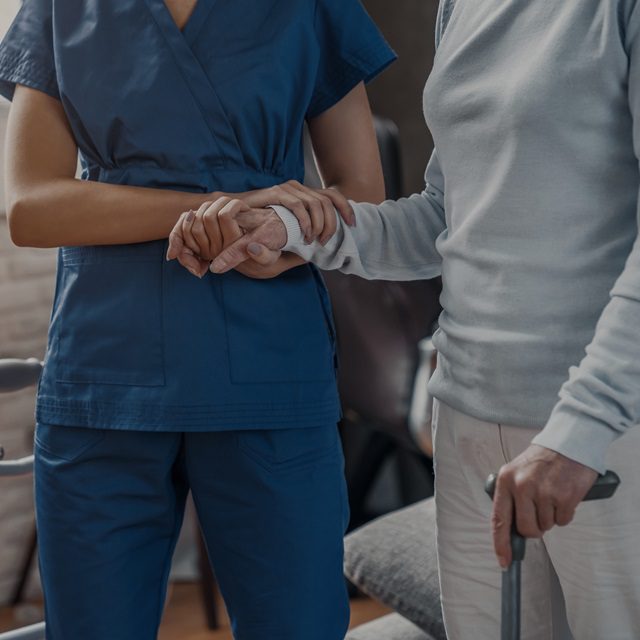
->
[237,424,341,472]
[34,423,106,462]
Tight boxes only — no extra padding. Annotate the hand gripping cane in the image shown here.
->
[485,470,620,640]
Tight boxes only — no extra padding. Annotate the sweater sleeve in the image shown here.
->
[271,149,446,280]
[532,1,640,473]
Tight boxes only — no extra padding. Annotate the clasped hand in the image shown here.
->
[165,180,351,278]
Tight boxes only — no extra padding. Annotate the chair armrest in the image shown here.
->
[0,622,46,640]
[0,455,35,476]
[0,358,43,392]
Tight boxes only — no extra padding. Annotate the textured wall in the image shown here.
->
[363,0,439,196]
[0,1,53,606]
[0,104,57,607]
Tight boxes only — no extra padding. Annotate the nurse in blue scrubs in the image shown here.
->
[0,1,395,638]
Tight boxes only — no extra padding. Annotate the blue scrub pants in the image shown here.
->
[34,424,350,640]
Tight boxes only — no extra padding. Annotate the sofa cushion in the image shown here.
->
[344,498,446,640]
[346,613,435,640]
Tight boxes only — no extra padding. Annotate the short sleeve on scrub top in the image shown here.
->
[0,0,58,101]
[307,0,397,118]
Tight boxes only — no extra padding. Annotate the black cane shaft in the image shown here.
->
[502,561,521,640]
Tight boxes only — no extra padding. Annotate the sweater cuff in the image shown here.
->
[532,405,619,475]
[267,205,305,252]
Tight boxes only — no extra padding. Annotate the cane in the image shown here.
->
[485,470,620,640]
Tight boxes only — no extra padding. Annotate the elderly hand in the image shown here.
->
[491,444,598,568]
[166,181,349,277]
[237,180,353,244]
[166,197,291,278]
[208,199,288,274]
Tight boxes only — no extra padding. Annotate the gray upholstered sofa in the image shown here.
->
[344,498,446,640]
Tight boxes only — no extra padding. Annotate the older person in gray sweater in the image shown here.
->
[183,0,640,638]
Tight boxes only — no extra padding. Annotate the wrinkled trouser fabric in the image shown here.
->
[433,399,640,640]
[34,424,350,640]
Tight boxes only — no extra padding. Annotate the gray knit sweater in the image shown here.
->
[274,0,640,473]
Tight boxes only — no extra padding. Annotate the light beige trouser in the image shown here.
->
[432,399,640,640]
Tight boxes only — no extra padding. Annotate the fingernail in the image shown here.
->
[247,243,262,256]
[210,260,224,273]
[498,556,508,569]
[183,248,194,256]
[186,210,195,222]
[188,267,200,278]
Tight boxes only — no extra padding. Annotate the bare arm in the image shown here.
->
[307,81,385,205]
[4,86,222,248]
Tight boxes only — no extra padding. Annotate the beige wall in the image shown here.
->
[364,0,439,196]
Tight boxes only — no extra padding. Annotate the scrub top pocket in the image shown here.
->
[221,266,336,384]
[53,244,165,387]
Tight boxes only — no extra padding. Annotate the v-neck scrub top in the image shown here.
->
[0,0,396,431]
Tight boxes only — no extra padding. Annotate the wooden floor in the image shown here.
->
[0,582,391,639]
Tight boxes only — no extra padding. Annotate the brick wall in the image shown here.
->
[0,2,60,603]
[0,96,57,604]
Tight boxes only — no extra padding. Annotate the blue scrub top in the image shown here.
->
[0,0,396,431]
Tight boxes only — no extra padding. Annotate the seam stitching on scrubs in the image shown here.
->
[37,397,338,411]
[0,45,60,99]
[307,40,395,117]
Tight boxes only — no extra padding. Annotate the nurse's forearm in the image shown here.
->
[7,178,221,248]
[6,87,220,248]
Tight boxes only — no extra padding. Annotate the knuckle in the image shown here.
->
[490,511,505,530]
[497,466,514,488]
[553,487,573,506]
